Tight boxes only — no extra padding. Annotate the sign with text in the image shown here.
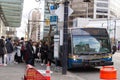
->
[55,4,74,22]
[50,15,58,25]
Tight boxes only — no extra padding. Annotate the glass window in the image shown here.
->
[72,35,111,54]
[96,15,108,18]
[96,8,108,13]
[97,3,108,7]
[97,0,108,2]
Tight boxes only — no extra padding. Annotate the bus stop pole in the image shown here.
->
[62,0,69,75]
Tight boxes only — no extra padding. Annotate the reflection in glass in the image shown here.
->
[72,35,111,54]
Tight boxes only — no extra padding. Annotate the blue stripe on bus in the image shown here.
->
[68,58,82,68]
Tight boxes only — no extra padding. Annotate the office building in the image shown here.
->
[30,9,41,41]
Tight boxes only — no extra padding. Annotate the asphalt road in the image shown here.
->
[68,51,120,80]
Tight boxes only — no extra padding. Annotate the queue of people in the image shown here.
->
[0,36,54,67]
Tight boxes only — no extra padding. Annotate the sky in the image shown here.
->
[16,0,39,38]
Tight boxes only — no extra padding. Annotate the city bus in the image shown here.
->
[67,27,114,69]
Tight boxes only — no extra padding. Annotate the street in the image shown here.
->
[68,51,120,80]
[0,51,120,80]
[0,0,120,80]
[0,63,25,80]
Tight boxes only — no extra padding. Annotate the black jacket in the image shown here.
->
[0,39,6,55]
[26,41,34,58]
[6,40,14,53]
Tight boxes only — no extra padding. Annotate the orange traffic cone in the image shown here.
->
[100,66,117,80]
[45,62,51,80]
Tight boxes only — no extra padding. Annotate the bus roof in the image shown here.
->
[70,27,108,36]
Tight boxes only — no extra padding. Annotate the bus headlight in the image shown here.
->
[72,55,79,60]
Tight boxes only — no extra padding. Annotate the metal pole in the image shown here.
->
[86,2,88,18]
[107,18,109,30]
[114,20,116,45]
[27,20,30,40]
[62,0,69,75]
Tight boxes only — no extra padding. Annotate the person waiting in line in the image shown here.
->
[48,42,54,65]
[34,42,41,59]
[32,41,39,66]
[112,44,117,54]
[5,38,14,64]
[40,41,49,65]
[35,41,42,63]
[20,37,26,63]
[14,41,22,63]
[118,43,120,50]
[26,39,34,66]
[0,36,7,66]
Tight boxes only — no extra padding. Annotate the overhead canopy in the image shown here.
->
[0,0,24,27]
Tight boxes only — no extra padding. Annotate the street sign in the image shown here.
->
[68,6,74,16]
[50,4,55,15]
[60,29,63,45]
[45,19,50,26]
[50,5,54,10]
[50,4,57,15]
[55,4,74,22]
[50,16,58,22]
[54,35,59,58]
[50,15,58,25]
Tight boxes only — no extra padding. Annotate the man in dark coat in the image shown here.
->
[20,37,25,62]
[48,42,54,65]
[0,36,6,64]
[26,39,34,66]
[40,41,49,65]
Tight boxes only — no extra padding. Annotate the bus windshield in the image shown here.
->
[72,35,111,54]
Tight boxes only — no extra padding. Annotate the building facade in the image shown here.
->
[42,0,120,40]
[0,0,24,38]
[0,16,6,37]
[110,0,120,17]
[69,0,111,27]
[30,9,41,41]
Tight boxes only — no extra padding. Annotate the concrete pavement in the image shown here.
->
[0,63,25,80]
[0,62,85,80]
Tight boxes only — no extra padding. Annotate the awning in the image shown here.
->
[0,0,24,27]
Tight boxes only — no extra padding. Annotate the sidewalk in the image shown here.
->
[0,63,85,80]
[36,64,85,80]
[0,63,25,80]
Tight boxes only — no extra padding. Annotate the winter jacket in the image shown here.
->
[6,40,14,53]
[0,39,6,55]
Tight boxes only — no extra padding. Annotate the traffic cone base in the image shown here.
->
[46,62,51,80]
[45,76,50,80]
[100,66,117,79]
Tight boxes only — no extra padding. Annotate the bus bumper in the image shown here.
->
[71,61,113,68]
